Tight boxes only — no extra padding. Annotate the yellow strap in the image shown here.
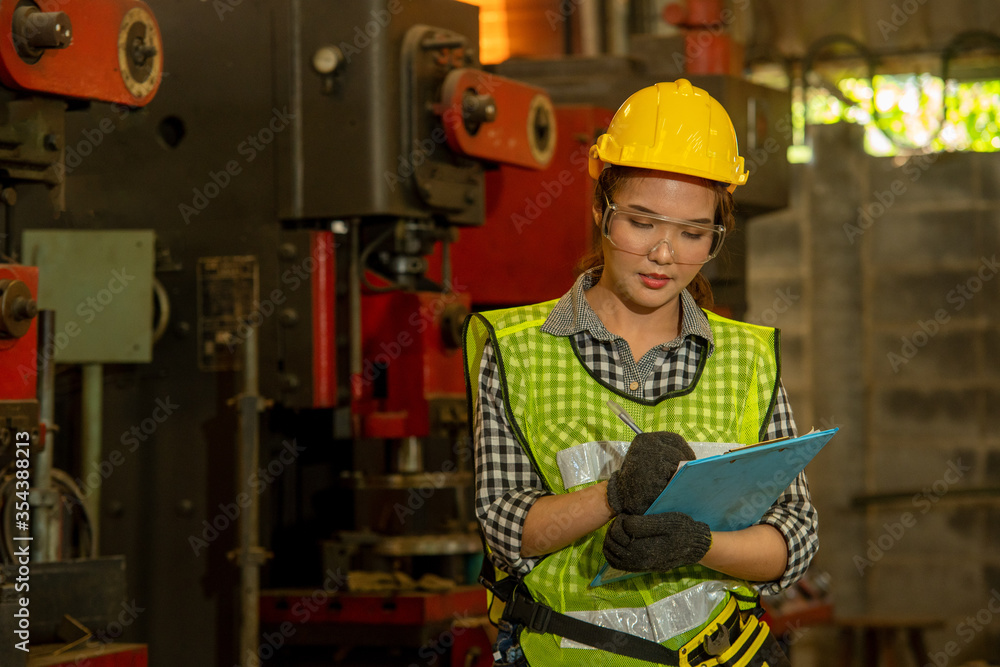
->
[487,591,506,625]
[679,597,739,667]
[680,600,775,667]
[495,318,546,339]
[704,308,774,335]
[728,622,769,667]
[715,616,757,663]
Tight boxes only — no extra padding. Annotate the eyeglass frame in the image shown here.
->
[599,196,727,265]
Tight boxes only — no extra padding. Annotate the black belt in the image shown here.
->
[504,587,753,665]
[504,585,684,664]
[479,553,783,666]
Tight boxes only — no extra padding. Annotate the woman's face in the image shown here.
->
[593,171,717,315]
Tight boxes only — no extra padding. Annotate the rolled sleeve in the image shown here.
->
[753,384,819,595]
[757,470,819,595]
[473,341,549,576]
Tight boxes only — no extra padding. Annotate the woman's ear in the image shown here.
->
[592,203,602,228]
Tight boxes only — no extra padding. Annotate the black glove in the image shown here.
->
[606,431,695,515]
[603,512,712,572]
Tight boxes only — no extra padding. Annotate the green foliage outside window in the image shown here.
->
[800,74,1000,156]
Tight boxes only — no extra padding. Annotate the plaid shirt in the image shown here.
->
[472,272,818,595]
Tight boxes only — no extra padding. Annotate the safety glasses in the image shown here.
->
[601,197,725,265]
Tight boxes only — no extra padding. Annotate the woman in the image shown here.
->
[463,79,817,666]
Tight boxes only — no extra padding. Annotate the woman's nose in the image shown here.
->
[647,238,676,263]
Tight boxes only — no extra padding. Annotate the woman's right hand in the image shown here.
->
[606,432,695,515]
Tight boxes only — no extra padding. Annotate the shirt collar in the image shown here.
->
[540,270,715,352]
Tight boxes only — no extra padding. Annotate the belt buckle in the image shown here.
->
[527,602,552,633]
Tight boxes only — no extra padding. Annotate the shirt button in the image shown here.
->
[629,381,639,391]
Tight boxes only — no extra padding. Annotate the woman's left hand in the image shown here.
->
[602,511,712,572]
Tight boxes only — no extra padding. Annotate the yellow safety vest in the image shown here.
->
[464,299,781,666]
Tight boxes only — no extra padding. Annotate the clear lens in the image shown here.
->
[602,203,724,265]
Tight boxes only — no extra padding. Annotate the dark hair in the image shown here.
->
[576,166,736,309]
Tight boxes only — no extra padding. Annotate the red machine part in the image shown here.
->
[663,0,724,26]
[449,105,614,306]
[260,586,487,626]
[353,289,469,439]
[0,265,39,401]
[310,230,336,408]
[662,0,738,76]
[450,622,494,667]
[260,587,491,665]
[0,0,162,106]
[440,68,556,170]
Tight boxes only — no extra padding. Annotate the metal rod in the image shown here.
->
[561,0,573,55]
[349,218,362,410]
[33,310,58,561]
[81,362,103,554]
[441,235,452,291]
[290,0,304,217]
[606,0,630,56]
[579,0,601,56]
[237,326,261,667]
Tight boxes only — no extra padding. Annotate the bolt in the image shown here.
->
[176,499,194,517]
[131,39,158,67]
[312,45,344,75]
[43,134,59,151]
[13,297,37,321]
[1,188,17,206]
[278,243,297,261]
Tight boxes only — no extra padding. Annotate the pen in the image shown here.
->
[606,400,643,435]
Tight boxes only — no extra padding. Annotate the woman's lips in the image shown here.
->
[639,273,671,289]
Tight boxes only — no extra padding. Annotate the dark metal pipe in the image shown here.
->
[81,363,103,553]
[561,0,573,55]
[237,325,262,667]
[348,219,368,440]
[33,310,58,561]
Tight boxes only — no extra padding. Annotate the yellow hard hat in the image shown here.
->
[589,79,749,193]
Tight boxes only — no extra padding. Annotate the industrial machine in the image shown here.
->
[0,2,162,666]
[259,3,563,664]
[4,0,569,665]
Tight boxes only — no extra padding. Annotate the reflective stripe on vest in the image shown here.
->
[559,580,745,650]
[557,440,738,489]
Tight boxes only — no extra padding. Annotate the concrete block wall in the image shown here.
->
[746,122,1000,665]
[862,145,1000,645]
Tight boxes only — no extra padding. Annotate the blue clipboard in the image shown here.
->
[590,427,838,587]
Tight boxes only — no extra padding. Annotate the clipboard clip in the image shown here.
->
[724,435,791,455]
